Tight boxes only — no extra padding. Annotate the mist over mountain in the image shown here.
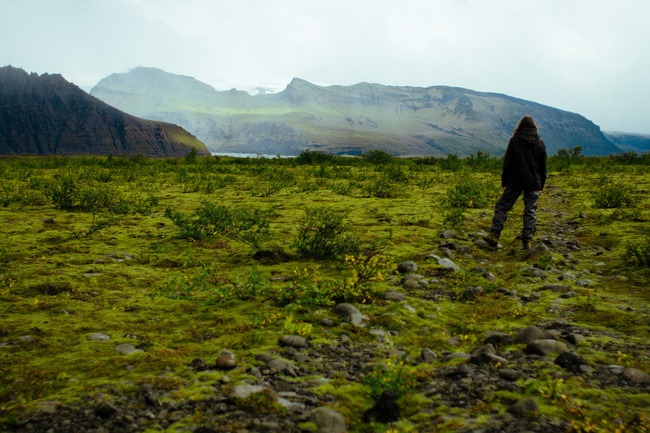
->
[91,67,621,156]
[0,66,209,157]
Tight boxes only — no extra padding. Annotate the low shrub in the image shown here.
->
[292,207,360,259]
[592,177,637,209]
[164,202,273,248]
[623,237,650,267]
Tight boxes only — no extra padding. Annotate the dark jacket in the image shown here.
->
[501,128,547,191]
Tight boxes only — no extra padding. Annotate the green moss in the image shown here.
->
[0,155,649,430]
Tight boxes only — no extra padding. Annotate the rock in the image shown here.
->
[515,326,548,344]
[554,351,588,372]
[440,230,458,239]
[310,407,347,433]
[471,267,496,281]
[17,335,34,344]
[86,333,110,341]
[188,358,208,371]
[333,303,368,327]
[215,350,237,370]
[231,384,267,399]
[483,332,513,347]
[474,239,494,250]
[499,368,524,381]
[526,243,550,258]
[369,329,387,342]
[384,290,406,301]
[418,348,438,364]
[115,344,143,355]
[470,344,508,365]
[541,284,570,293]
[622,368,650,384]
[525,339,568,356]
[443,352,472,362]
[507,398,539,417]
[363,391,400,423]
[94,400,118,418]
[397,261,418,273]
[279,335,309,349]
[521,266,546,279]
[576,279,592,287]
[400,274,428,290]
[437,258,461,272]
[267,358,297,377]
[462,286,485,300]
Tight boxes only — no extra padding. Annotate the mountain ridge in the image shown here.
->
[0,66,209,157]
[91,67,621,156]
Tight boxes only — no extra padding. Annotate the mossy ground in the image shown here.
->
[0,153,648,432]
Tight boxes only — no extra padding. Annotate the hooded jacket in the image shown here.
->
[501,128,547,191]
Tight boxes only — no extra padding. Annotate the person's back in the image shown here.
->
[484,116,547,250]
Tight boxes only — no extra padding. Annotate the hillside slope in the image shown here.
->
[0,66,209,157]
[91,67,620,156]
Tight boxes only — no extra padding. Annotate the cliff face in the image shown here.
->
[0,66,209,157]
[91,67,621,156]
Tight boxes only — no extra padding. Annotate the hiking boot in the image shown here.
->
[483,231,500,247]
[522,239,530,250]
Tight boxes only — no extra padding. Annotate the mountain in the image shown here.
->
[91,67,621,156]
[0,66,209,157]
[603,132,650,153]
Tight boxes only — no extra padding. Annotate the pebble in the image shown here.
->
[310,407,347,433]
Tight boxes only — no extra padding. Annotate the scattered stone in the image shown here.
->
[521,266,546,279]
[474,239,494,250]
[310,407,347,433]
[541,284,570,293]
[560,291,578,299]
[438,247,455,258]
[499,368,524,381]
[418,348,438,364]
[525,243,550,258]
[86,333,110,341]
[267,358,297,377]
[440,229,458,239]
[230,384,267,399]
[333,303,368,327]
[515,326,548,344]
[115,344,143,355]
[483,332,513,347]
[320,318,336,327]
[576,279,592,287]
[443,352,472,362]
[369,329,387,343]
[554,351,588,372]
[94,401,118,418]
[215,350,237,370]
[363,391,400,423]
[397,261,418,273]
[35,400,61,415]
[279,335,309,349]
[470,267,496,281]
[437,258,461,272]
[609,365,624,375]
[622,368,650,384]
[525,339,568,356]
[400,274,428,290]
[470,344,508,365]
[507,398,539,417]
[17,335,34,344]
[188,358,208,372]
[384,290,406,301]
[461,286,485,300]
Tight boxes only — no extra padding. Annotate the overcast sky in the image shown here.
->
[2,0,649,133]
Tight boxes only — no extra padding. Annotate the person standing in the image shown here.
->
[484,115,547,250]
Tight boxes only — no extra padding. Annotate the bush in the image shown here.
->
[292,207,360,259]
[592,177,636,209]
[164,202,273,248]
[446,173,493,208]
[623,238,650,267]
[363,150,394,165]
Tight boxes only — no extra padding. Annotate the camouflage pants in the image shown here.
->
[490,187,541,241]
